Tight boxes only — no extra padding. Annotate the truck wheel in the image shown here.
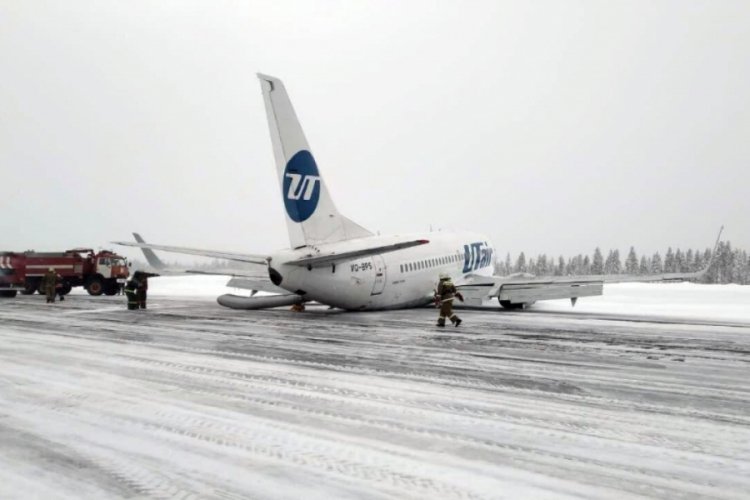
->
[60,283,72,295]
[499,300,524,310]
[87,278,104,296]
[103,283,118,296]
[21,280,38,295]
[0,290,17,298]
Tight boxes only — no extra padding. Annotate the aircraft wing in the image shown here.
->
[458,228,723,307]
[114,240,269,265]
[126,233,282,295]
[458,269,709,307]
[287,239,429,267]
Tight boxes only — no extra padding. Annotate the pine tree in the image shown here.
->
[605,249,621,274]
[639,255,650,275]
[592,248,604,274]
[556,256,565,276]
[675,249,686,273]
[514,252,526,273]
[718,242,734,284]
[664,247,675,273]
[626,247,638,274]
[504,253,512,276]
[692,249,703,272]
[702,248,715,283]
[651,252,663,274]
[582,255,591,275]
[535,254,548,276]
[613,249,621,274]
[731,249,747,285]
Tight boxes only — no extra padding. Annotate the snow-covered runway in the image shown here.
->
[1,284,749,499]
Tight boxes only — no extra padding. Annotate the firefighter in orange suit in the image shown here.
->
[435,273,463,327]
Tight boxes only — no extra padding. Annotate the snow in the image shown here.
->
[535,282,750,323]
[2,280,750,499]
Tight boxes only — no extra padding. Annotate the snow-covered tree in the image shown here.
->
[664,247,675,273]
[674,249,686,273]
[639,255,650,275]
[651,252,663,274]
[625,247,638,274]
[592,248,604,274]
[605,249,621,274]
[514,252,526,273]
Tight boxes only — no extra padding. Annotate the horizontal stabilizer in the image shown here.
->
[217,293,304,310]
[289,239,429,267]
[113,241,268,265]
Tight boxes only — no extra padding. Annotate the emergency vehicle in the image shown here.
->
[0,249,129,298]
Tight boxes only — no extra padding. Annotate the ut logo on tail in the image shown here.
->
[285,173,320,201]
[283,150,321,222]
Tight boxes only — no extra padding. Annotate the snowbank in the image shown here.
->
[535,282,750,323]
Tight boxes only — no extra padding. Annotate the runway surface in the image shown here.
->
[1,293,749,499]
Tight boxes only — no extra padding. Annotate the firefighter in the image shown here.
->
[41,268,59,304]
[124,279,139,310]
[133,271,159,309]
[435,273,463,327]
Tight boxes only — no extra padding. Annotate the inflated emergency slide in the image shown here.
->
[217,293,304,310]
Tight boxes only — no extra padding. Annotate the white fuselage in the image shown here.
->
[270,231,495,310]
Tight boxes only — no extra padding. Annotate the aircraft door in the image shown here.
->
[371,255,386,295]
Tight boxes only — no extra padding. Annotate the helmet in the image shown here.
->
[48,267,54,271]
[439,272,450,280]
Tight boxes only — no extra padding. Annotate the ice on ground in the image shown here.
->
[2,283,749,499]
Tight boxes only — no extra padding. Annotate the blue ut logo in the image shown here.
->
[283,150,321,222]
[463,242,493,273]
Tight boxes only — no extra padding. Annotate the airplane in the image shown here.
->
[115,74,721,312]
[130,232,288,298]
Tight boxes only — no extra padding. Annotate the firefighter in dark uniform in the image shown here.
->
[41,268,60,304]
[435,273,463,327]
[124,279,139,310]
[133,271,159,309]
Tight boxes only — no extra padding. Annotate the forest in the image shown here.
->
[494,241,749,284]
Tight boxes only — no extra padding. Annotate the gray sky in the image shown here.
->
[1,0,748,263]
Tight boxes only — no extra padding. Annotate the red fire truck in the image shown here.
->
[0,249,130,298]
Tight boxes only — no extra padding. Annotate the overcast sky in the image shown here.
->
[1,1,748,263]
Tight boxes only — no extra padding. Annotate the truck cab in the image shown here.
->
[87,250,130,295]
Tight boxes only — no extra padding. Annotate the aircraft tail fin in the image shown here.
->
[133,233,166,271]
[257,74,372,248]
